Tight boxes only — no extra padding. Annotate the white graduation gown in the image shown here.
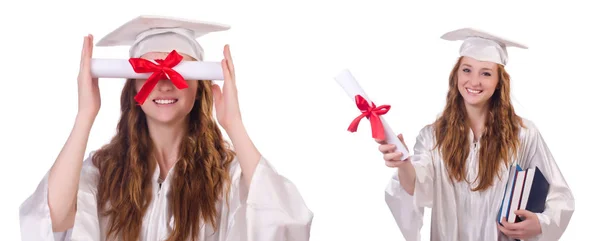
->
[19,154,313,241]
[385,118,574,241]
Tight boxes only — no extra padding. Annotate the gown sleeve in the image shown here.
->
[384,125,436,241]
[521,121,575,241]
[216,156,314,241]
[19,153,102,241]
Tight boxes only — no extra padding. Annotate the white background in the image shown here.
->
[1,0,598,240]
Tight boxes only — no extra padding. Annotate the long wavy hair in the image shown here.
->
[433,56,524,191]
[91,79,236,241]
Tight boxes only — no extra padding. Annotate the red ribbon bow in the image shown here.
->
[347,95,391,140]
[128,50,188,105]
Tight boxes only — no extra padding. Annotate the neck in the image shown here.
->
[464,102,488,142]
[147,118,187,179]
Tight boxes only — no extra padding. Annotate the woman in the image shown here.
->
[380,28,574,241]
[19,16,313,241]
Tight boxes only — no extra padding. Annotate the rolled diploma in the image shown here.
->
[90,59,224,80]
[334,69,410,160]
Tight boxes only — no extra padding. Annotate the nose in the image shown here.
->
[470,74,482,86]
[156,79,175,92]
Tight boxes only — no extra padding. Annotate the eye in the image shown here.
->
[462,68,471,73]
[482,72,492,77]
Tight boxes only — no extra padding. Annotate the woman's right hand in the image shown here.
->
[77,34,100,119]
[376,134,412,169]
[376,134,417,195]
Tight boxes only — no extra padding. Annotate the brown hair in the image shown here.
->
[433,56,524,191]
[91,79,235,241]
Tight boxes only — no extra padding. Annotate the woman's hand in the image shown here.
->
[376,134,417,195]
[376,134,412,169]
[213,44,243,132]
[77,34,101,120]
[497,210,542,240]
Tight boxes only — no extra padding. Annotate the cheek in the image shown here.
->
[456,74,467,86]
[457,71,469,82]
[484,78,500,91]
[184,88,197,101]
[183,81,198,102]
[134,79,145,92]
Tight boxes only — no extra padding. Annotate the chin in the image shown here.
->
[146,113,187,126]
[460,93,487,107]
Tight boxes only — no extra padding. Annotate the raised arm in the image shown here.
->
[212,45,261,186]
[48,34,101,232]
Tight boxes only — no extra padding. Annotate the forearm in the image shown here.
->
[48,114,95,231]
[226,122,261,186]
[397,164,417,195]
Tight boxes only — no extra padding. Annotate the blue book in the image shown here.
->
[497,164,522,223]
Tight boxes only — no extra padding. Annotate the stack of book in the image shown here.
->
[497,164,550,224]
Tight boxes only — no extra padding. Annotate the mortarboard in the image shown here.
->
[96,15,230,61]
[441,27,528,66]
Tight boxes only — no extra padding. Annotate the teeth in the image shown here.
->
[467,88,482,94]
[154,99,176,104]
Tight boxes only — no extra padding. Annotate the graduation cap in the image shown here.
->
[90,15,230,105]
[441,27,528,66]
[96,15,230,61]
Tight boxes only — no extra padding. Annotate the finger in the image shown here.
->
[378,144,396,154]
[385,160,404,168]
[83,34,93,72]
[88,34,94,55]
[514,209,534,220]
[212,84,222,103]
[497,223,511,235]
[507,219,528,231]
[221,59,232,83]
[384,152,404,162]
[79,35,89,73]
[224,45,235,81]
[498,221,521,238]
[397,133,409,149]
[500,218,521,231]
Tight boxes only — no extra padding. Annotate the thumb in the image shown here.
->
[212,84,222,103]
[514,209,532,218]
[397,133,408,149]
[398,134,404,142]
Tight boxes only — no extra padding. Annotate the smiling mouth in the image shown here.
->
[153,99,178,105]
[466,88,482,94]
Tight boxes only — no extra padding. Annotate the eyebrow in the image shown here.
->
[461,64,493,71]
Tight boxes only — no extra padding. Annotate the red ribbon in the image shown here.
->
[128,50,188,105]
[347,95,390,140]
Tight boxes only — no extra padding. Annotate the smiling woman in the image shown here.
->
[378,28,575,241]
[18,15,313,241]
[456,57,501,110]
[133,52,201,126]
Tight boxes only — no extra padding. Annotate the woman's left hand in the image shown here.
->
[213,44,243,132]
[497,210,542,240]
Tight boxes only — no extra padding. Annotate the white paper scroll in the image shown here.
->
[90,59,224,80]
[334,69,410,160]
